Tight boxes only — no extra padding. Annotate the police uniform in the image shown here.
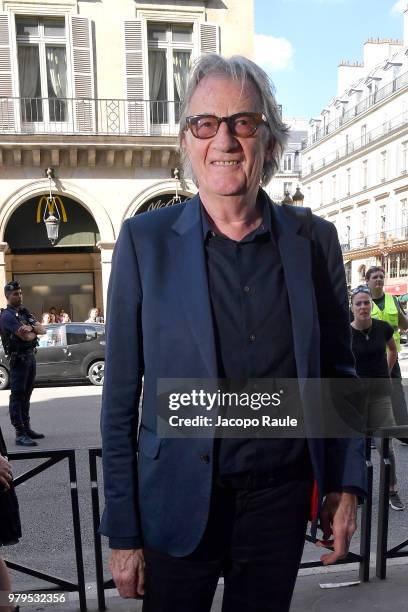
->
[0,281,44,446]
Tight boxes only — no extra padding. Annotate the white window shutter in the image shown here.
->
[199,23,220,55]
[124,19,145,133]
[70,15,95,132]
[0,12,15,131]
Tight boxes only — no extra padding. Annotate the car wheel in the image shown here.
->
[88,360,104,386]
[0,366,9,390]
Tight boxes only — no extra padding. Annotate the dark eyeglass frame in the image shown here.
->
[185,112,268,139]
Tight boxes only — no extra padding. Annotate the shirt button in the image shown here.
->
[200,454,210,464]
[243,286,250,293]
[249,333,256,342]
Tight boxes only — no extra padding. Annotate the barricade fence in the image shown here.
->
[4,449,86,612]
[5,434,408,612]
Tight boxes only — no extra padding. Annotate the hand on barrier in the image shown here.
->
[316,492,358,565]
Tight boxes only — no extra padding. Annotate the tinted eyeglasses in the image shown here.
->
[185,112,268,139]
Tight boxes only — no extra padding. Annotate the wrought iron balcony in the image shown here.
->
[340,226,408,253]
[0,97,182,137]
[303,109,408,178]
[305,69,408,148]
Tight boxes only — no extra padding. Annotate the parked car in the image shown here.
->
[0,323,105,390]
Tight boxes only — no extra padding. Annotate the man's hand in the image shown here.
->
[0,455,12,491]
[109,549,145,598]
[316,492,357,565]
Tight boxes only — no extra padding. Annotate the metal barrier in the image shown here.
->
[89,442,373,610]
[375,426,408,579]
[89,448,113,612]
[5,449,87,612]
[302,437,373,582]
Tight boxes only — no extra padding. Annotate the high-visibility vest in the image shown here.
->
[371,292,400,351]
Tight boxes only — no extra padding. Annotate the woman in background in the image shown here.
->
[350,285,404,511]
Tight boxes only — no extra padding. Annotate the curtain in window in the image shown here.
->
[149,50,166,100]
[18,46,40,98]
[46,47,67,98]
[173,51,190,101]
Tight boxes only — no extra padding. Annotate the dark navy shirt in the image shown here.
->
[202,197,311,477]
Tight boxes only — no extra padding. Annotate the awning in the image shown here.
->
[384,282,407,296]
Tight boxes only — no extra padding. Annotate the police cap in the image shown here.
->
[4,280,21,296]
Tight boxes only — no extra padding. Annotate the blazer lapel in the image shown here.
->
[168,196,218,378]
[272,203,319,379]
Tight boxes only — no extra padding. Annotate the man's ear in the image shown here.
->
[264,136,275,163]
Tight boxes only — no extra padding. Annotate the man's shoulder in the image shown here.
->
[124,198,195,236]
[272,200,334,230]
[0,307,18,332]
[0,306,17,321]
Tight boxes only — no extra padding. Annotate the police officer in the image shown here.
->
[0,281,46,446]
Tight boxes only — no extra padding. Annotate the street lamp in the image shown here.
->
[42,168,62,245]
[292,186,304,206]
[44,214,60,244]
[281,191,293,205]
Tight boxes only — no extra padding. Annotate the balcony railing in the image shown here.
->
[303,109,408,178]
[340,226,408,253]
[305,69,408,148]
[0,97,182,136]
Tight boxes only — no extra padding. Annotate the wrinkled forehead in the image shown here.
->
[188,74,262,115]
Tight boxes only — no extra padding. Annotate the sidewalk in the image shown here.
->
[28,560,407,612]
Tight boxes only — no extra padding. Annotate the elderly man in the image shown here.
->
[100,54,366,612]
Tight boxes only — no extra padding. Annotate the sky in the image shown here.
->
[254,0,407,119]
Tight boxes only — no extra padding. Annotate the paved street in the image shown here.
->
[0,378,407,607]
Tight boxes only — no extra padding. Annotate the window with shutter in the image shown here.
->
[16,16,68,130]
[124,19,145,134]
[70,15,95,132]
[147,22,193,128]
[0,12,15,131]
[199,23,219,55]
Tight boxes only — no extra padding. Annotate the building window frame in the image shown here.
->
[147,21,194,125]
[10,8,73,132]
[346,167,351,196]
[283,153,293,172]
[362,159,368,190]
[402,141,408,175]
[380,150,387,183]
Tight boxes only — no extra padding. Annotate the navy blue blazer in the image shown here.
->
[100,191,367,556]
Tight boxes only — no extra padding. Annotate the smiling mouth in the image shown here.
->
[211,160,240,166]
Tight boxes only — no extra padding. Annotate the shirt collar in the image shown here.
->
[200,191,272,242]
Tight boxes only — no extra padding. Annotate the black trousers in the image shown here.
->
[9,352,36,429]
[143,478,313,612]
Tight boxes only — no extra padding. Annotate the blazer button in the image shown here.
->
[200,454,210,463]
